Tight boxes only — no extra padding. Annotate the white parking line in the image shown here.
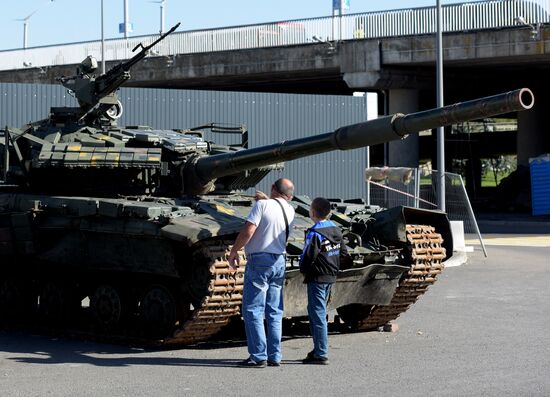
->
[465,236,550,247]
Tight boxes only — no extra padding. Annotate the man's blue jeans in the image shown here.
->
[307,281,333,359]
[242,252,286,363]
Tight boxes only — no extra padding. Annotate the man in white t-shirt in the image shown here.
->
[228,178,295,368]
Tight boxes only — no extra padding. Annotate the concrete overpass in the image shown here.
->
[2,22,549,96]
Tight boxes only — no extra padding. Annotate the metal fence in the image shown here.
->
[1,0,549,71]
[368,169,487,255]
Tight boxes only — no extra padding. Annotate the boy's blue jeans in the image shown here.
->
[242,252,286,363]
[307,281,333,359]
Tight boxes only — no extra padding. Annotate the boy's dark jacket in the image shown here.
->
[299,220,348,283]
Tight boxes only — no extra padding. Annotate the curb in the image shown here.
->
[444,250,468,268]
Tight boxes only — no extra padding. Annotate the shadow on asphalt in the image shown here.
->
[0,320,345,367]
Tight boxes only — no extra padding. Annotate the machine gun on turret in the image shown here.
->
[56,23,180,125]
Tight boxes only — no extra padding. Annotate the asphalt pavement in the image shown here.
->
[476,212,550,234]
[1,242,549,396]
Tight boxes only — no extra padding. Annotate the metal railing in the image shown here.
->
[367,169,487,256]
[1,0,549,71]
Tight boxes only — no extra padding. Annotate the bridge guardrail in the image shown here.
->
[1,0,549,71]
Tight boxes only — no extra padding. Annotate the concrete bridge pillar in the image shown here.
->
[387,89,420,167]
[517,90,550,167]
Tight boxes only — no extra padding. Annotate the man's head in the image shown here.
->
[271,178,294,201]
[310,197,331,221]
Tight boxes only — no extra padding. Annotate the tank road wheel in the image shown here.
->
[140,285,179,339]
[39,282,78,325]
[90,284,123,331]
[185,246,215,306]
[0,277,37,322]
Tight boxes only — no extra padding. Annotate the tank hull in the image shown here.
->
[0,192,448,345]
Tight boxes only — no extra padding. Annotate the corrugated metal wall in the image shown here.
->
[0,83,368,199]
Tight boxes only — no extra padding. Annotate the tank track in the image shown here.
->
[161,239,245,346]
[1,227,444,345]
[0,239,245,347]
[352,224,446,330]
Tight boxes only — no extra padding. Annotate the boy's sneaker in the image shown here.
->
[302,351,329,365]
[238,357,267,368]
[267,360,281,367]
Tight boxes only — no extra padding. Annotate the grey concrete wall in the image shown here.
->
[387,89,420,168]
[517,88,550,166]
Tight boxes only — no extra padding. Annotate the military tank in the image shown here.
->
[0,25,534,345]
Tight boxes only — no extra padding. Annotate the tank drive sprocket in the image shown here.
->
[337,224,445,330]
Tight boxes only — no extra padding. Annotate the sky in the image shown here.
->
[0,0,475,51]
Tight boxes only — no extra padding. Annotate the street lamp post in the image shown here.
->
[124,0,130,38]
[436,0,445,211]
[101,0,106,74]
[150,0,166,35]
[19,1,55,50]
[160,0,166,34]
[19,11,37,49]
[23,18,29,49]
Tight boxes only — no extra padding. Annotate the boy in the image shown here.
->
[299,197,346,365]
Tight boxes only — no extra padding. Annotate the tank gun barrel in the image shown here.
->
[194,88,534,183]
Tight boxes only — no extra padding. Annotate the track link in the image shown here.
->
[352,224,446,330]
[162,239,245,345]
